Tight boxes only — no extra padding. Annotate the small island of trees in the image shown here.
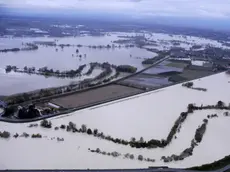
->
[5,64,87,78]
[0,43,38,53]
[116,65,137,73]
[182,82,207,92]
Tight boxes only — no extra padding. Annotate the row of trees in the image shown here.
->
[3,63,120,110]
[142,53,166,65]
[195,119,208,143]
[3,100,227,165]
[0,43,38,53]
[85,103,227,163]
[0,48,20,53]
[5,65,18,73]
[116,65,137,73]
[162,118,209,163]
[40,101,229,150]
[0,131,10,138]
[85,63,97,75]
[6,64,87,78]
[36,42,134,49]
[5,62,121,79]
[182,82,207,92]
[4,130,64,141]
[89,148,155,163]
[39,103,190,149]
[88,44,134,49]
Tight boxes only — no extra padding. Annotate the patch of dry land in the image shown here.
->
[51,84,143,108]
[0,72,230,169]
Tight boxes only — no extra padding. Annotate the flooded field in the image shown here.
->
[143,61,183,75]
[1,30,229,96]
[121,75,172,88]
[0,46,153,70]
[0,72,230,169]
[142,32,230,51]
[0,34,156,95]
[0,68,102,95]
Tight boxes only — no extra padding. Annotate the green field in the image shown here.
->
[178,69,215,80]
[166,62,188,68]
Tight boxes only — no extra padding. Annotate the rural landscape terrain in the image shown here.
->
[0,12,230,171]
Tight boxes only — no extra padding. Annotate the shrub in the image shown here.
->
[116,65,137,73]
[124,153,130,158]
[87,128,92,135]
[130,154,134,159]
[21,132,30,138]
[60,124,66,129]
[13,133,19,138]
[105,135,112,141]
[130,137,136,142]
[224,112,229,116]
[81,124,87,133]
[69,122,77,131]
[28,124,38,128]
[187,104,195,113]
[138,155,143,161]
[195,123,207,143]
[31,133,42,138]
[57,137,64,141]
[66,126,71,132]
[40,120,52,128]
[180,112,188,117]
[93,129,98,135]
[203,119,208,123]
[217,101,225,107]
[139,137,144,143]
[121,140,128,145]
[111,151,120,157]
[115,138,121,143]
[96,148,100,153]
[182,82,193,88]
[0,131,10,138]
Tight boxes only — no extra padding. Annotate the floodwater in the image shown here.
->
[143,32,230,50]
[0,68,102,96]
[0,72,230,169]
[0,46,154,71]
[0,35,156,95]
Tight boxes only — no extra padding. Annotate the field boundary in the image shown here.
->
[0,71,224,123]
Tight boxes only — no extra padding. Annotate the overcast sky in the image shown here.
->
[1,0,230,19]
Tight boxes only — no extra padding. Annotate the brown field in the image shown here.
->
[179,69,215,80]
[51,84,143,108]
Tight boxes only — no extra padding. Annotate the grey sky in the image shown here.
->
[1,0,230,18]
